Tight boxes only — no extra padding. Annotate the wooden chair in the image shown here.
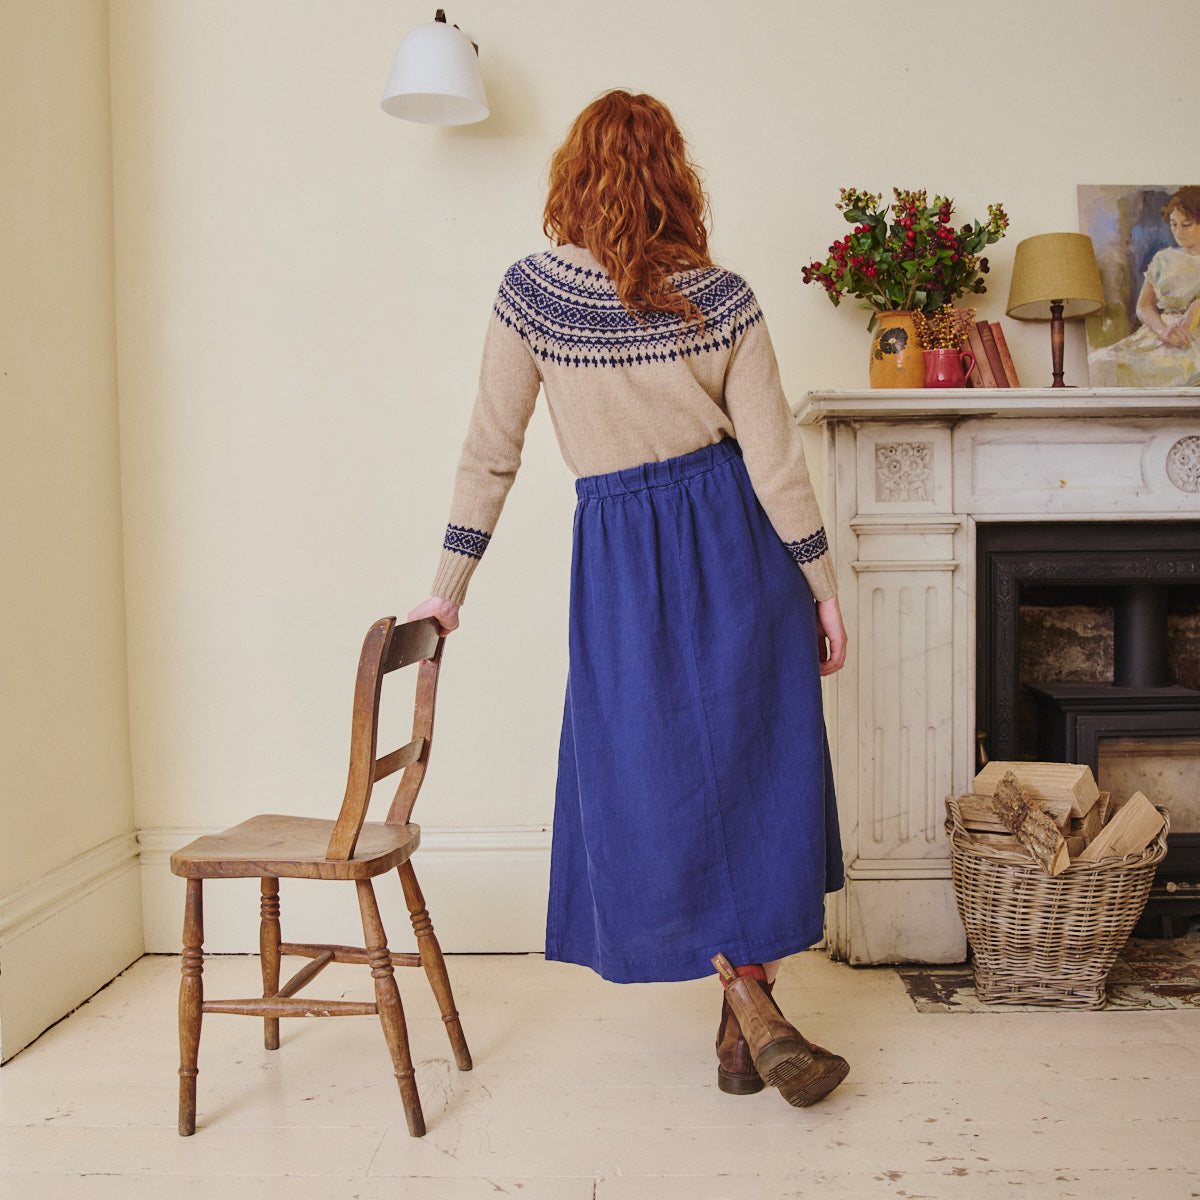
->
[170,616,471,1138]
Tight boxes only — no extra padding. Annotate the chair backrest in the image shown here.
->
[325,616,444,861]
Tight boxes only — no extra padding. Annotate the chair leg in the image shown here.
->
[355,878,426,1138]
[178,878,204,1137]
[398,861,472,1071]
[260,877,281,1051]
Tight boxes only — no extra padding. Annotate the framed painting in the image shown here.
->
[1077,184,1200,387]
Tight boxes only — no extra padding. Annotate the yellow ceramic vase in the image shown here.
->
[868,311,925,389]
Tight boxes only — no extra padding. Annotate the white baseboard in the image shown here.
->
[137,825,553,955]
[0,823,553,1059]
[0,833,144,1062]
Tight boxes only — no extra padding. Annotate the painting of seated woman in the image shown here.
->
[1079,184,1200,388]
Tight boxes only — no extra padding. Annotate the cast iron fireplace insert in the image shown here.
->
[975,521,1200,935]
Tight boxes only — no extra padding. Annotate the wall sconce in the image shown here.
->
[1006,233,1104,387]
[381,9,489,126]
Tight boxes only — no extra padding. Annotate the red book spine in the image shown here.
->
[990,323,1021,387]
[976,321,1010,388]
[967,323,995,387]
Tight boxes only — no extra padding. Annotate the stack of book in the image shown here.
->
[967,320,1021,387]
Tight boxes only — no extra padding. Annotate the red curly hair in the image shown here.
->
[543,90,712,322]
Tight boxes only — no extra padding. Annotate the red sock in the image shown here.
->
[719,963,767,988]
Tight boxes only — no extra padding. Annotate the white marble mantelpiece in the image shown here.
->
[797,388,1200,423]
[801,389,1200,964]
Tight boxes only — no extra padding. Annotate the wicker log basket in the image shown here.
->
[945,795,1170,1009]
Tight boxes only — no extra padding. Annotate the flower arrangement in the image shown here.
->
[914,304,976,350]
[802,188,1009,328]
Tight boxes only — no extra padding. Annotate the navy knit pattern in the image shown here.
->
[784,528,829,567]
[443,524,491,560]
[495,252,763,368]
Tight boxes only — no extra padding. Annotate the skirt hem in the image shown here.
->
[544,919,831,985]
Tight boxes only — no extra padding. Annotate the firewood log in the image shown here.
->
[956,793,1012,833]
[991,771,1070,875]
[1069,795,1106,843]
[1076,792,1165,863]
[973,761,1099,820]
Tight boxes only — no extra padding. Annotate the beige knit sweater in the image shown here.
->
[431,245,835,605]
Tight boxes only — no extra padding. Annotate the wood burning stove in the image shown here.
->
[977,523,1200,935]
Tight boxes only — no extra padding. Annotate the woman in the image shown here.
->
[409,90,849,1107]
[1089,186,1200,387]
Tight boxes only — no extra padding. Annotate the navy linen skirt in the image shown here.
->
[544,439,843,984]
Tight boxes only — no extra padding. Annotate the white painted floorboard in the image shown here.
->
[2,951,1199,1198]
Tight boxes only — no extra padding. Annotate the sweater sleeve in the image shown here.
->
[430,294,542,605]
[721,305,836,602]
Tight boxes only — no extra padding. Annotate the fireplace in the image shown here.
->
[974,521,1200,934]
[801,388,1200,963]
[975,522,1200,756]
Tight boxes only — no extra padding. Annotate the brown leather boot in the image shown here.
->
[777,1032,850,1108]
[716,991,764,1095]
[712,954,812,1089]
[712,953,849,1108]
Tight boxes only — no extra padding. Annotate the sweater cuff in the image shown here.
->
[783,528,836,602]
[431,523,493,606]
[800,554,837,603]
[431,549,477,607]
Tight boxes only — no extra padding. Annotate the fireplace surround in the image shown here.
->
[799,388,1200,964]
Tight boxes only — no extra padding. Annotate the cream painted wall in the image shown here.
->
[0,1,141,1059]
[104,1,1191,950]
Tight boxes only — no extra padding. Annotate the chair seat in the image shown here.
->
[171,814,421,880]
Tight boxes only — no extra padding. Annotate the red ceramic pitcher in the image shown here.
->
[923,346,975,388]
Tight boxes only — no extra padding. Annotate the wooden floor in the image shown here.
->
[2,950,1199,1198]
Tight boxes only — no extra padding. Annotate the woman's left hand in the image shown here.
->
[1162,320,1191,349]
[815,595,847,676]
[407,596,461,636]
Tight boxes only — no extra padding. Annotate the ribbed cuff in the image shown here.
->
[431,550,477,607]
[802,554,837,603]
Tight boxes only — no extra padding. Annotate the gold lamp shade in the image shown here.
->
[1006,233,1105,320]
[1005,233,1104,386]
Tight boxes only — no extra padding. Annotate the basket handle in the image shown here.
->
[944,794,971,842]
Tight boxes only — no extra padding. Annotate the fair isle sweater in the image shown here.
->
[431,244,836,605]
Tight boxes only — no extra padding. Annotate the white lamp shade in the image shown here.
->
[381,18,489,125]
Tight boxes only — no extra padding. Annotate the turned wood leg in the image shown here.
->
[356,879,425,1137]
[260,877,281,1051]
[178,877,204,1136]
[398,861,472,1071]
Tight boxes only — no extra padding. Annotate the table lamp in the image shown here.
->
[1005,233,1104,387]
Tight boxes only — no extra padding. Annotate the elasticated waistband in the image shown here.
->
[575,438,741,500]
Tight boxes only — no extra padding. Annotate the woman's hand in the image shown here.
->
[815,595,847,676]
[1140,282,1193,348]
[407,596,461,636]
[1161,319,1191,349]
